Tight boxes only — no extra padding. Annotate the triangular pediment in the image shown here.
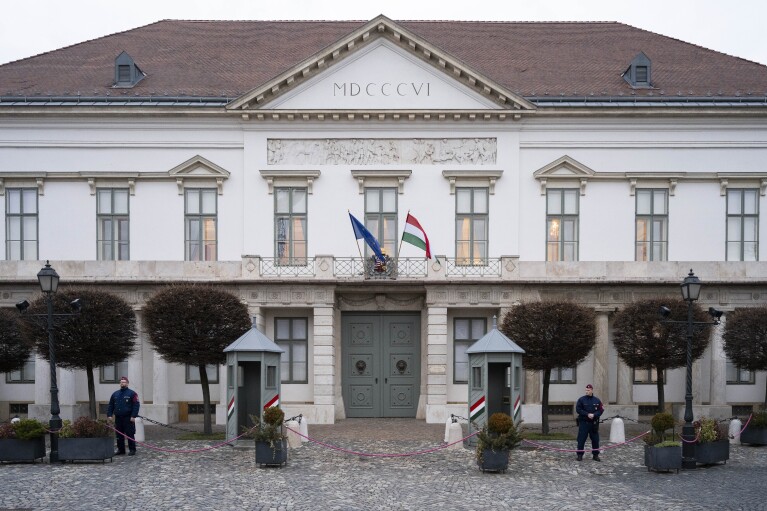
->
[533,156,596,178]
[168,155,230,178]
[228,15,534,114]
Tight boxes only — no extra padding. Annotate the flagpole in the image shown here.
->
[348,209,365,263]
[396,209,409,260]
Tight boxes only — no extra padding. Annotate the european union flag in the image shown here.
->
[349,213,385,262]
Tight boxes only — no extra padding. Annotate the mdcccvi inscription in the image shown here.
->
[267,138,497,165]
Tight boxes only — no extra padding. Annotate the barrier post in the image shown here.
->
[134,417,145,442]
[729,418,742,444]
[609,416,625,443]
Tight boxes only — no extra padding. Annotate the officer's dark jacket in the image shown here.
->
[107,387,140,418]
[576,394,603,423]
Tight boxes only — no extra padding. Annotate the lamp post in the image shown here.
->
[679,269,702,470]
[37,261,62,463]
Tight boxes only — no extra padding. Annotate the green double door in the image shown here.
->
[342,313,421,418]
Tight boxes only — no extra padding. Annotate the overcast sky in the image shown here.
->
[1,0,765,67]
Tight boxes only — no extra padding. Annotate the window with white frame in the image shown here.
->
[455,188,488,265]
[275,317,308,383]
[726,359,755,384]
[6,356,35,383]
[453,318,486,383]
[5,188,38,260]
[365,188,397,257]
[97,188,129,260]
[726,189,759,261]
[550,367,576,384]
[635,189,668,261]
[100,360,128,384]
[546,189,578,261]
[185,189,217,261]
[185,364,219,384]
[274,187,307,265]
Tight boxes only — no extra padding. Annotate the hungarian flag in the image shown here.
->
[402,213,432,259]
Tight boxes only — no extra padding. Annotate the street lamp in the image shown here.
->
[660,269,723,470]
[680,269,701,470]
[38,261,62,463]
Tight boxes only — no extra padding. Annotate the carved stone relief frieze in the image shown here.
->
[267,138,497,165]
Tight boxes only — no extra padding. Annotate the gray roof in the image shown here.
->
[223,326,284,353]
[466,328,525,354]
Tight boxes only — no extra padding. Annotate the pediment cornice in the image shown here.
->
[227,15,535,118]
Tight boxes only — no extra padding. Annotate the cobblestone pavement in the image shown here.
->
[2,419,767,511]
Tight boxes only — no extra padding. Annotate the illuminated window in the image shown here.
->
[635,189,668,261]
[275,187,307,265]
[455,188,488,265]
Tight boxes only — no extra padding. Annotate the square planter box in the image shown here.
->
[0,437,46,463]
[644,445,682,473]
[477,448,510,473]
[694,441,729,465]
[255,439,288,467]
[58,437,114,463]
[740,428,767,446]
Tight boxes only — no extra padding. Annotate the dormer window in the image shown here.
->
[113,51,145,88]
[623,52,652,88]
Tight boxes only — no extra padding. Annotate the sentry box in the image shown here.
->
[465,317,525,447]
[223,320,284,443]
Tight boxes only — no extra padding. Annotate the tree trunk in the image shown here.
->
[542,368,551,435]
[86,362,97,419]
[199,364,212,435]
[656,368,665,413]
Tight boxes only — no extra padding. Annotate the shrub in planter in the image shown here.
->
[475,412,522,473]
[644,412,682,473]
[252,406,288,467]
[741,409,767,446]
[693,418,729,465]
[58,417,114,463]
[0,418,47,463]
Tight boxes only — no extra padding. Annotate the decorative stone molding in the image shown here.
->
[533,155,596,196]
[168,155,230,195]
[441,170,503,194]
[259,170,321,194]
[350,170,411,194]
[717,174,767,196]
[267,138,497,166]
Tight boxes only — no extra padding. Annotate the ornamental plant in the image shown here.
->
[0,418,46,440]
[644,412,679,447]
[249,406,286,446]
[694,418,727,443]
[59,417,112,438]
[748,408,767,429]
[475,412,522,462]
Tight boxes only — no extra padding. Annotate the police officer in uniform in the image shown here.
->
[107,376,140,456]
[575,383,603,461]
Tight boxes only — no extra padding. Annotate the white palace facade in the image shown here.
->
[1,16,767,424]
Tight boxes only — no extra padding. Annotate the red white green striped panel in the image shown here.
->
[264,394,280,410]
[469,396,486,421]
[227,396,235,419]
[513,395,521,420]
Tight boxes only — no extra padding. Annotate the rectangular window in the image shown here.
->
[185,189,217,261]
[97,188,130,260]
[9,403,29,415]
[99,360,128,384]
[275,317,308,384]
[726,359,755,384]
[513,364,521,391]
[365,188,397,257]
[635,189,668,261]
[453,318,487,383]
[727,189,759,261]
[546,189,578,261]
[5,356,35,383]
[455,188,488,265]
[227,365,234,389]
[274,187,307,265]
[549,367,576,384]
[633,367,665,384]
[185,364,219,384]
[5,188,38,260]
[188,403,216,415]
[266,366,277,388]
[472,367,482,390]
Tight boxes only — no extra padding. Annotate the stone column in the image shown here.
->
[141,350,177,423]
[616,359,633,405]
[592,309,612,401]
[29,353,51,421]
[709,316,727,405]
[313,305,336,424]
[57,368,77,420]
[425,306,448,423]
[128,309,145,400]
